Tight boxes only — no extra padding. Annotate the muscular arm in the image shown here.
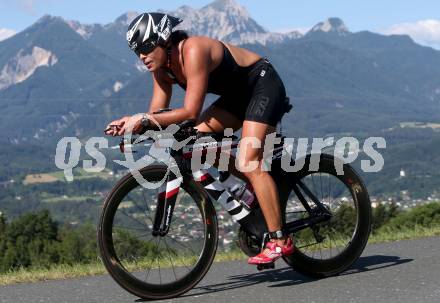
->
[149,69,172,113]
[148,40,210,126]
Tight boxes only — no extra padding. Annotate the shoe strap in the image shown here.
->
[265,241,277,250]
[268,230,285,240]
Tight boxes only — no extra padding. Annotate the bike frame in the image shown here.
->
[145,131,332,240]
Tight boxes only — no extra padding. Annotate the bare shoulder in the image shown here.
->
[182,36,213,54]
[182,36,224,67]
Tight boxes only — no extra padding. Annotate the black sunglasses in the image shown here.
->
[134,41,157,57]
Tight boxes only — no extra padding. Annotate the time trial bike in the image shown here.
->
[98,118,372,300]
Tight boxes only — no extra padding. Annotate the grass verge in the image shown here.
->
[1,225,439,286]
[0,250,247,286]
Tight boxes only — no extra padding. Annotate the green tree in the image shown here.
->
[381,202,440,231]
[372,202,400,232]
[113,229,158,261]
[0,213,6,234]
[57,224,98,264]
[0,210,59,272]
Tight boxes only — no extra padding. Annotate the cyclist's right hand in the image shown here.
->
[104,116,131,136]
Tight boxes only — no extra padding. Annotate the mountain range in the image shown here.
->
[0,0,439,143]
[1,0,440,216]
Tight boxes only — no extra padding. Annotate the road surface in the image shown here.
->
[1,237,439,303]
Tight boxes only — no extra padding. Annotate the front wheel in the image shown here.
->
[98,165,218,300]
[282,154,372,278]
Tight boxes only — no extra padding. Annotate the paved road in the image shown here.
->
[1,237,439,303]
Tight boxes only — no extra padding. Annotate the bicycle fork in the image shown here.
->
[152,171,182,237]
[151,168,261,237]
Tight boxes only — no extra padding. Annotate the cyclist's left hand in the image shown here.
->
[117,114,144,136]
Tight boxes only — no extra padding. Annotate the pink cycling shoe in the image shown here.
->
[248,237,294,265]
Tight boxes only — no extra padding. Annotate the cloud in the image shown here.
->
[0,28,16,41]
[379,19,440,50]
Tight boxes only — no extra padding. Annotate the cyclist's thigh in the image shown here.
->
[196,103,242,133]
[239,120,276,164]
[196,100,244,177]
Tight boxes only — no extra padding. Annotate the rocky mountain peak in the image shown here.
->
[170,0,269,44]
[0,46,58,91]
[115,11,140,26]
[176,5,196,14]
[66,20,100,39]
[36,14,59,23]
[203,0,250,18]
[35,14,70,27]
[310,17,350,35]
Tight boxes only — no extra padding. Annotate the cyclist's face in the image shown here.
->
[139,46,166,72]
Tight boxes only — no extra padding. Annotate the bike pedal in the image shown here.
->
[257,263,275,271]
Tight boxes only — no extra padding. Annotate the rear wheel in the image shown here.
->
[282,154,372,278]
[98,165,218,299]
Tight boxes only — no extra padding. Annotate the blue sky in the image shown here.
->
[1,0,440,48]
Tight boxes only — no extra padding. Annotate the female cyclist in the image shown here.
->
[105,13,293,266]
